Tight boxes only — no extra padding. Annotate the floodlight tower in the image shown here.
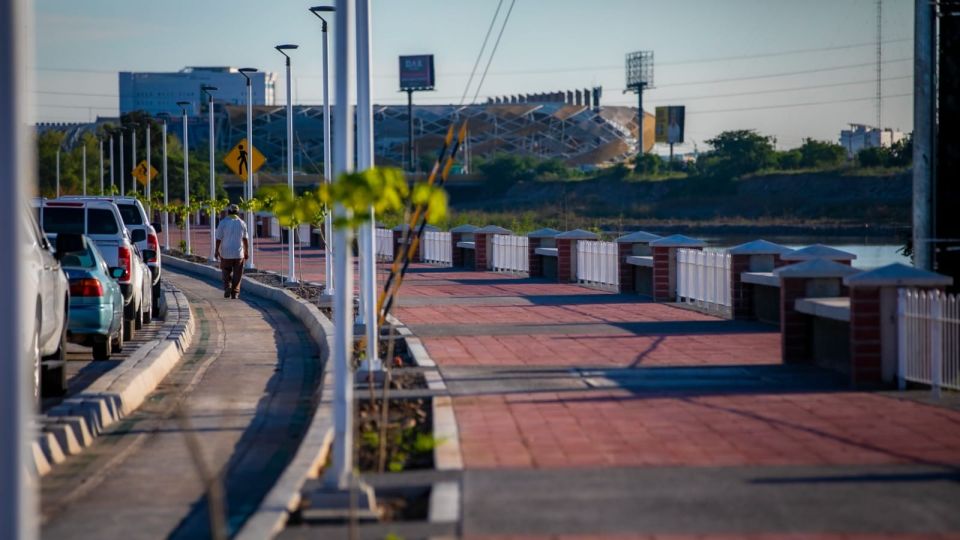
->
[625,50,654,160]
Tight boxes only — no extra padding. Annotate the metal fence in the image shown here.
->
[375,228,394,261]
[576,240,619,289]
[676,248,731,313]
[422,230,452,266]
[898,289,960,393]
[490,234,529,273]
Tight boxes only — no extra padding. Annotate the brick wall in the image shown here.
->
[475,234,489,271]
[452,232,464,267]
[558,239,574,282]
[780,278,810,363]
[618,243,634,293]
[849,286,883,385]
[652,246,672,301]
[529,238,543,277]
[731,254,753,319]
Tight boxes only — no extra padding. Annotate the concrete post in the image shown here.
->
[556,229,599,283]
[527,228,560,278]
[844,264,952,386]
[649,234,707,302]
[615,231,661,294]
[728,240,793,320]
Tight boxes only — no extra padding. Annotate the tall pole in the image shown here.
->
[357,0,379,368]
[82,144,87,195]
[55,148,60,197]
[322,15,335,293]
[283,51,297,282]
[207,90,216,261]
[329,0,355,490]
[637,85,645,159]
[99,138,104,194]
[244,74,255,270]
[146,123,152,212]
[109,136,114,191]
[913,0,935,270]
[181,105,191,255]
[162,119,169,249]
[131,128,136,195]
[119,131,124,194]
[407,89,414,172]
[0,0,35,536]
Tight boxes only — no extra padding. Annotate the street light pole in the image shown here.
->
[99,138,104,195]
[202,85,218,262]
[109,135,114,192]
[239,68,258,270]
[159,113,170,249]
[356,0,379,370]
[55,148,60,197]
[146,122,152,212]
[276,44,299,283]
[178,101,191,254]
[82,144,87,196]
[119,130,124,194]
[310,5,336,295]
[131,126,137,195]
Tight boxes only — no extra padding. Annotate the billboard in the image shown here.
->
[655,106,685,144]
[399,55,435,91]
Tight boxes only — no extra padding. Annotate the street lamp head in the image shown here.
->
[176,101,190,114]
[238,67,258,83]
[309,6,334,29]
[275,44,298,62]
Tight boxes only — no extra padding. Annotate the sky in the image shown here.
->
[32,0,914,152]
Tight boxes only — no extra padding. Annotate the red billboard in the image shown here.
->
[399,55,435,91]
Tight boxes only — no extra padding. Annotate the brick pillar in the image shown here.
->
[451,232,464,267]
[529,238,543,277]
[652,246,672,301]
[849,286,882,385]
[557,238,574,282]
[780,277,810,364]
[618,243,634,293]
[730,254,753,319]
[475,233,489,271]
[392,230,403,262]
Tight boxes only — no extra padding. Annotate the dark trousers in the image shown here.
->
[220,258,244,294]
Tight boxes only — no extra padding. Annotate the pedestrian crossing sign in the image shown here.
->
[132,160,158,185]
[224,139,266,177]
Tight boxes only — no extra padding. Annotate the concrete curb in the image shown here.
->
[35,284,195,477]
[162,255,336,540]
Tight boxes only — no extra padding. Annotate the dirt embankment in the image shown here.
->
[446,171,911,231]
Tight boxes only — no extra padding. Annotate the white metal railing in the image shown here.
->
[576,240,619,289]
[375,228,394,261]
[676,248,731,313]
[898,289,960,393]
[491,234,528,273]
[422,230,452,266]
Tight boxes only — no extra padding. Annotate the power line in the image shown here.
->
[647,57,912,88]
[459,0,505,106]
[685,92,910,115]
[645,75,911,103]
[471,0,517,104]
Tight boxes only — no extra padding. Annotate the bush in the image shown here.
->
[477,153,536,191]
[798,138,846,168]
[777,149,803,170]
[702,130,777,179]
[634,153,663,175]
[857,147,885,167]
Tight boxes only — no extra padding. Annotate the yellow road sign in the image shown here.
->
[132,160,158,185]
[224,138,266,177]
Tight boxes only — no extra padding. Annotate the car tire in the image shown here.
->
[134,300,144,330]
[40,315,68,397]
[152,280,162,318]
[123,308,135,341]
[93,337,111,361]
[112,317,125,353]
[142,293,153,325]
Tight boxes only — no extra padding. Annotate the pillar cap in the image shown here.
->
[728,239,793,256]
[781,244,856,261]
[450,224,480,233]
[475,225,512,234]
[649,234,706,248]
[843,262,953,287]
[774,258,861,279]
[393,223,439,232]
[615,230,662,243]
[556,229,599,240]
[527,227,561,238]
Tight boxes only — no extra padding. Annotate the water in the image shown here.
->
[704,236,909,270]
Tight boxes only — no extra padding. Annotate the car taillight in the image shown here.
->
[118,246,132,281]
[70,278,103,297]
[146,233,159,263]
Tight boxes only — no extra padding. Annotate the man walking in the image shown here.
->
[215,204,249,299]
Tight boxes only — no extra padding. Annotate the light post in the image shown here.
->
[177,101,192,255]
[356,0,379,369]
[239,67,258,270]
[119,128,125,194]
[201,85,218,262]
[99,137,104,194]
[158,113,170,249]
[146,122,152,212]
[310,6,336,294]
[109,134,114,192]
[130,123,137,195]
[82,143,87,196]
[275,44,298,283]
[55,147,60,197]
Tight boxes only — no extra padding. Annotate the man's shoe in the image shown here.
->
[231,292,238,299]
[224,291,230,298]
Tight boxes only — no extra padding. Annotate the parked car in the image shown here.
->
[33,198,151,341]
[56,233,126,360]
[61,196,162,317]
[22,205,69,399]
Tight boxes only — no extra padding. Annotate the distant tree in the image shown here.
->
[776,149,803,170]
[634,153,663,176]
[798,138,846,168]
[477,153,536,191]
[888,134,913,166]
[703,130,776,179]
[534,158,571,179]
[856,146,885,167]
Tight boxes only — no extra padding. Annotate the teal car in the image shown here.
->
[56,233,126,360]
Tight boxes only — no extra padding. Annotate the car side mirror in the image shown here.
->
[130,229,147,243]
[109,267,125,279]
[151,221,163,233]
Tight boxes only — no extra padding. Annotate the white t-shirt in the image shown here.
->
[215,215,248,259]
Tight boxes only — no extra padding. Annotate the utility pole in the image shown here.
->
[913,0,934,270]
[82,144,87,196]
[877,0,883,130]
[99,138,104,194]
[407,89,414,172]
[625,51,654,161]
[55,148,60,197]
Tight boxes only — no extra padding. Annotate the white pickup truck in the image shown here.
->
[33,199,152,341]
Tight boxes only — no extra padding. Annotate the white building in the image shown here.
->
[839,124,906,157]
[118,66,276,117]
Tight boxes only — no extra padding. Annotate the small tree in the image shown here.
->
[703,130,777,179]
[798,138,846,168]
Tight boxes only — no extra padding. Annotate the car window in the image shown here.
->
[88,209,120,234]
[60,245,96,269]
[116,203,143,225]
[42,207,85,234]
